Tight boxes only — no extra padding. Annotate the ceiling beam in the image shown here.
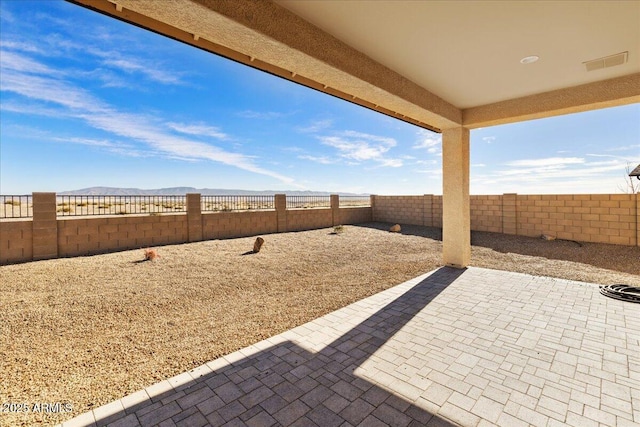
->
[69,0,462,132]
[463,73,640,129]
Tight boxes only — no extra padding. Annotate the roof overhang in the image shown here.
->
[69,0,640,132]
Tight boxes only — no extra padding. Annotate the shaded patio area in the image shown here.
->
[61,267,639,427]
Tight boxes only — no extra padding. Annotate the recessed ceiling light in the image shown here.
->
[520,55,539,64]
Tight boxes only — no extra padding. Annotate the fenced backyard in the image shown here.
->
[0,194,372,219]
[1,192,638,265]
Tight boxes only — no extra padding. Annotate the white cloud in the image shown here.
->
[472,156,632,194]
[0,49,58,75]
[0,51,298,187]
[378,158,403,168]
[298,155,334,164]
[102,58,182,85]
[318,130,402,167]
[297,119,333,133]
[166,122,229,140]
[0,40,42,54]
[482,136,496,144]
[237,110,286,120]
[52,136,147,157]
[605,144,640,152]
[413,129,441,155]
[505,157,585,168]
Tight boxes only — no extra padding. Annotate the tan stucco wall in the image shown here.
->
[0,205,372,265]
[372,194,639,246]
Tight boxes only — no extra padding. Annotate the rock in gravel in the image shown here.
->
[390,224,401,233]
[144,248,159,261]
[253,237,265,253]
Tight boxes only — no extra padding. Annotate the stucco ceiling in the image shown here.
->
[276,0,640,109]
[71,0,639,131]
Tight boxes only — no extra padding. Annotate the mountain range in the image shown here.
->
[59,187,369,196]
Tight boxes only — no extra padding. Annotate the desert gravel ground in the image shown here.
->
[1,222,638,426]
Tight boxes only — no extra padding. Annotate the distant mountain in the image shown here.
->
[58,186,369,197]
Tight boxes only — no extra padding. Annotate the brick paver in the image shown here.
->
[59,267,640,427]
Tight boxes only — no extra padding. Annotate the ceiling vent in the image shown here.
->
[584,51,628,71]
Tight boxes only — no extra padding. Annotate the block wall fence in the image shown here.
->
[0,193,372,264]
[1,192,638,264]
[372,193,639,246]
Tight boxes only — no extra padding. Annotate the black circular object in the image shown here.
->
[599,284,640,303]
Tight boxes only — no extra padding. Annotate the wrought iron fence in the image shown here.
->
[1,195,33,218]
[202,195,275,212]
[339,196,371,207]
[55,195,187,216]
[287,195,331,209]
[0,194,369,219]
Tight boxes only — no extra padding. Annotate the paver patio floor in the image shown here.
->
[60,267,640,427]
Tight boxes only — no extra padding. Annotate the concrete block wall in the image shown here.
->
[0,221,33,264]
[516,194,638,245]
[202,211,278,240]
[372,195,425,225]
[2,192,636,264]
[286,209,333,232]
[372,195,442,227]
[431,196,443,228]
[337,207,373,225]
[470,195,503,233]
[0,194,373,264]
[57,215,188,258]
[372,193,638,246]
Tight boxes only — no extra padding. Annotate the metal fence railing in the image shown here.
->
[56,195,187,216]
[287,195,331,209]
[0,194,369,219]
[339,196,371,207]
[202,195,275,212]
[1,195,33,218]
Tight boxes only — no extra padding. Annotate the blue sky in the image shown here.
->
[1,1,638,195]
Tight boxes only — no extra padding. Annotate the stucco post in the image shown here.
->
[636,192,639,247]
[186,193,203,242]
[275,194,287,232]
[503,193,518,235]
[370,195,377,221]
[32,192,58,261]
[423,194,433,226]
[442,127,470,268]
[330,194,340,226]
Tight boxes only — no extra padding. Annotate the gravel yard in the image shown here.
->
[1,222,638,426]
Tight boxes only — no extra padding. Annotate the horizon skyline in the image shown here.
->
[0,1,638,196]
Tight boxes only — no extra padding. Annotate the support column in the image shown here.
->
[32,192,58,261]
[330,194,340,226]
[275,194,287,232]
[503,193,518,235]
[636,193,640,246]
[186,193,203,242]
[370,195,377,221]
[442,127,470,268]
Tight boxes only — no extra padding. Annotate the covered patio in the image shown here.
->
[61,266,639,426]
[69,0,640,267]
[54,1,639,426]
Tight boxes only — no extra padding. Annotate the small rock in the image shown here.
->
[389,224,401,233]
[144,248,159,261]
[253,237,265,253]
